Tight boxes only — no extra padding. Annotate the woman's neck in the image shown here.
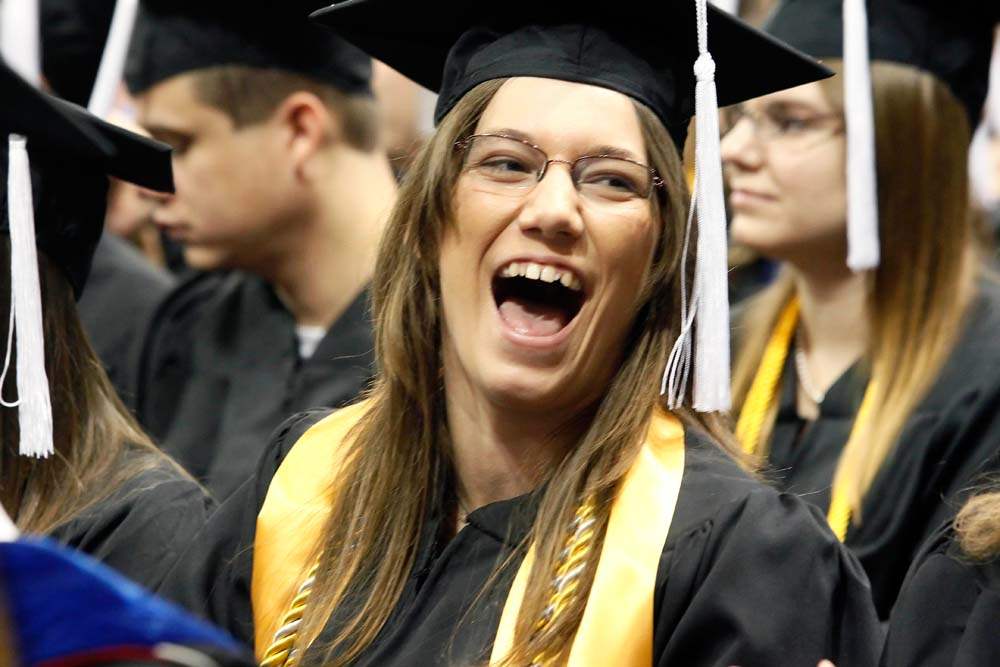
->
[443,353,588,513]
[789,260,870,411]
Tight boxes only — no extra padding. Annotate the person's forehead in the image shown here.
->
[135,72,221,128]
[476,77,647,159]
[744,79,833,111]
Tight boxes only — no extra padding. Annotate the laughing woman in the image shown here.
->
[725,0,1000,620]
[161,2,881,665]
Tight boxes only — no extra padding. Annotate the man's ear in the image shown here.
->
[273,91,342,177]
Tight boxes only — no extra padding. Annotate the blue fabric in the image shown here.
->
[0,537,244,664]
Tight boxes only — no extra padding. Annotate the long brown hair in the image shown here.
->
[732,60,983,521]
[0,239,177,534]
[295,78,739,664]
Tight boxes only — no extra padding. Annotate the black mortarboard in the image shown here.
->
[40,0,118,107]
[766,0,999,126]
[310,0,831,149]
[125,0,372,96]
[0,59,174,296]
[310,0,834,413]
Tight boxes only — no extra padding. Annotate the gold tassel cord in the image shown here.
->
[734,297,876,541]
[260,562,319,667]
[529,495,598,666]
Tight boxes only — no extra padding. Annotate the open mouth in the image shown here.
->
[492,261,586,338]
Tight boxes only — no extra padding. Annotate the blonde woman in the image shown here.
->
[725,0,1000,619]
[162,3,881,665]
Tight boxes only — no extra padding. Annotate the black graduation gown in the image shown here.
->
[159,411,882,666]
[882,523,1000,666]
[48,454,213,593]
[763,280,1000,619]
[78,234,175,411]
[135,272,374,500]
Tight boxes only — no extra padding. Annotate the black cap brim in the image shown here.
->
[310,0,832,110]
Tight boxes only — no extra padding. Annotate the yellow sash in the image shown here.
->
[734,298,875,540]
[252,400,369,655]
[253,403,686,665]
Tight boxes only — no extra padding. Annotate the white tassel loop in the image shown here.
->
[6,136,53,459]
[843,0,879,271]
[88,0,139,118]
[662,0,732,412]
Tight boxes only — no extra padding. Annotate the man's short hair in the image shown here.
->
[192,65,380,152]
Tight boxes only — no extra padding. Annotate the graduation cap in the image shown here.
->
[125,0,372,96]
[310,0,832,412]
[0,59,173,459]
[766,0,1000,271]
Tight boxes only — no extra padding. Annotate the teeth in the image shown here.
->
[499,261,583,292]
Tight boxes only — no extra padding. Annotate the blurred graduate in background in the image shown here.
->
[726,0,1000,619]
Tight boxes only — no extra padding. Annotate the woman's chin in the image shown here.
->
[480,367,579,414]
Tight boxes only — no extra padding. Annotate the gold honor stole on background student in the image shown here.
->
[252,401,685,665]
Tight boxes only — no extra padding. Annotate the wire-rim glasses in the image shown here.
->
[455,133,664,203]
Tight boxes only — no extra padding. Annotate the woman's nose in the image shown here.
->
[721,119,765,172]
[517,163,585,241]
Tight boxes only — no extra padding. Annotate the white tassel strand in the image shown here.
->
[969,30,1000,210]
[843,0,880,271]
[691,0,732,412]
[88,0,139,118]
[6,136,53,458]
[663,1,731,412]
[0,0,41,86]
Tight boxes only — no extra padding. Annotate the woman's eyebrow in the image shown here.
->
[763,100,830,116]
[483,127,535,143]
[587,145,641,161]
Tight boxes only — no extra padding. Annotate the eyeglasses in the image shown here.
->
[454,134,664,203]
[721,104,844,148]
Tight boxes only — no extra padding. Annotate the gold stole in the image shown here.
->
[734,297,876,540]
[252,402,686,665]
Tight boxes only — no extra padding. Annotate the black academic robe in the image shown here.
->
[48,454,213,593]
[159,410,882,666]
[78,234,175,411]
[761,280,1000,619]
[135,272,374,500]
[882,523,1000,666]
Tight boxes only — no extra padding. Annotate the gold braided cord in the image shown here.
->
[735,298,800,454]
[259,562,320,667]
[734,297,877,542]
[259,496,601,667]
[529,494,599,666]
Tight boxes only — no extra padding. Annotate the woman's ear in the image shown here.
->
[273,91,343,178]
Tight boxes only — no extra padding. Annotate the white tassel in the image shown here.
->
[88,0,139,118]
[709,0,741,15]
[969,31,1000,210]
[0,0,41,86]
[662,0,731,412]
[6,136,53,458]
[843,0,879,271]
